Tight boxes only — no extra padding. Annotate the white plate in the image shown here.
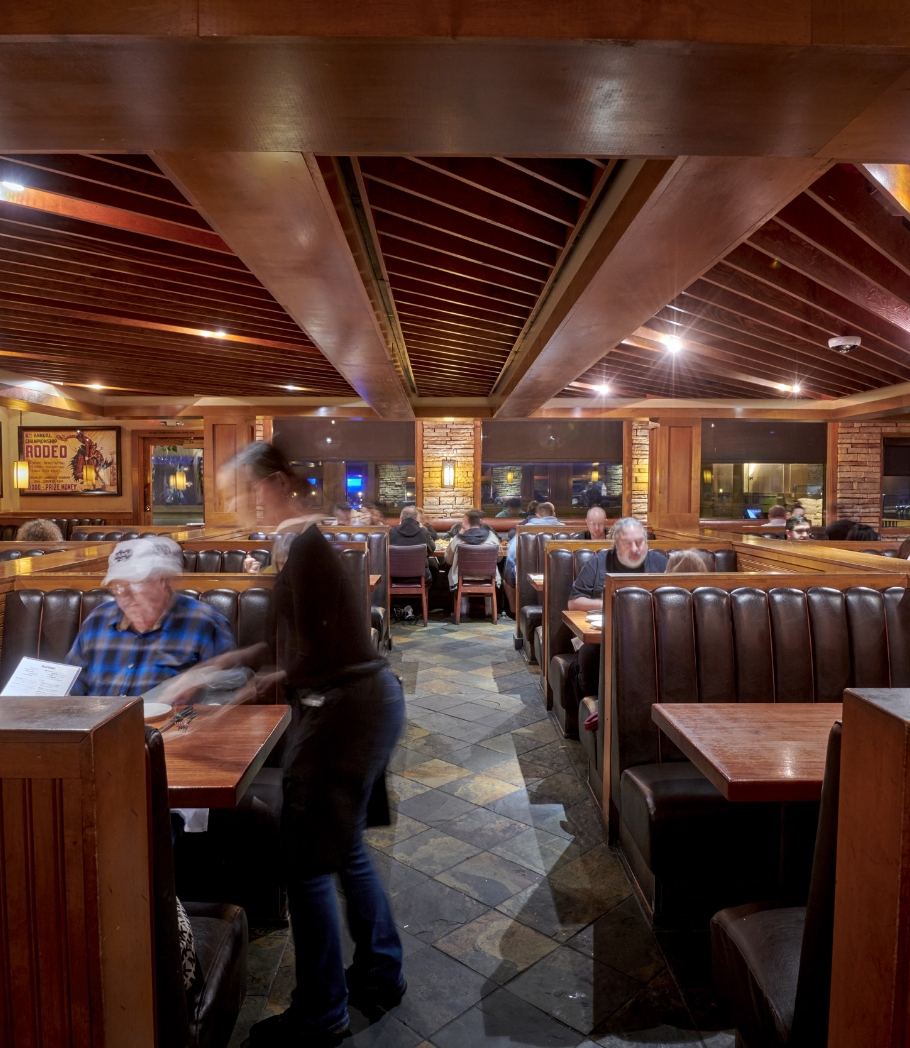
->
[585,615,603,626]
[143,701,171,719]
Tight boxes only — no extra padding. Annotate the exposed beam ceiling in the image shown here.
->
[156,151,413,420]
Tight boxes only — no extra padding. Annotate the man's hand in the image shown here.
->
[243,555,262,574]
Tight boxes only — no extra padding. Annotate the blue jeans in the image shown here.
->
[288,841,403,1033]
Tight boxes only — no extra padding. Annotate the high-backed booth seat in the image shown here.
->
[324,529,390,650]
[861,548,902,557]
[514,529,587,661]
[181,549,271,572]
[545,547,737,737]
[146,726,248,1048]
[608,583,910,921]
[711,721,841,1048]
[0,548,63,561]
[0,517,106,540]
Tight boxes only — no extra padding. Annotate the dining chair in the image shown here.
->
[454,544,499,624]
[389,544,429,626]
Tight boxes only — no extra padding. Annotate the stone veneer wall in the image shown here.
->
[837,421,910,527]
[631,420,650,521]
[421,420,475,516]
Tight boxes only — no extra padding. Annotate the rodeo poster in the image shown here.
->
[19,428,121,495]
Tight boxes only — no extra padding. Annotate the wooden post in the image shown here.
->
[0,697,154,1047]
[826,421,839,526]
[622,419,633,518]
[830,688,910,1045]
[473,419,483,510]
[203,414,255,526]
[648,418,701,529]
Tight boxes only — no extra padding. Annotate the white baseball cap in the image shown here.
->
[103,537,183,585]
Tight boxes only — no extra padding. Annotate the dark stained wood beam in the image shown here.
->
[496,156,833,418]
[156,151,413,419]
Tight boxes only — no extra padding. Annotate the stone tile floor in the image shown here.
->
[232,616,735,1048]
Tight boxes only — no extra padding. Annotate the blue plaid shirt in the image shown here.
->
[66,593,236,697]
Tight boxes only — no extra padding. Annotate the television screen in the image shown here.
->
[744,507,762,519]
[346,476,363,491]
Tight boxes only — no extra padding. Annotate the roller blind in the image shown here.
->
[481,420,623,462]
[702,420,827,464]
[273,419,415,463]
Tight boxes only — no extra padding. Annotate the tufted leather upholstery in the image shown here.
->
[324,528,390,650]
[514,529,587,660]
[0,587,276,691]
[609,585,905,919]
[711,722,842,1048]
[146,726,248,1048]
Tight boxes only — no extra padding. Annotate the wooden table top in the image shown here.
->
[370,574,381,591]
[652,702,842,802]
[528,573,543,592]
[154,704,291,808]
[562,609,602,645]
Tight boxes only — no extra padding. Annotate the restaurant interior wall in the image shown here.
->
[839,421,910,529]
[700,419,828,523]
[480,420,624,518]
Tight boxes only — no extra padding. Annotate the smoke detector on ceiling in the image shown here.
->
[828,335,861,354]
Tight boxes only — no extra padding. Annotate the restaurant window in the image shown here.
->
[272,419,416,514]
[700,420,826,523]
[480,421,623,518]
[882,438,910,526]
[151,445,203,526]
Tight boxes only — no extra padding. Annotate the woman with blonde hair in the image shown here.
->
[665,549,710,573]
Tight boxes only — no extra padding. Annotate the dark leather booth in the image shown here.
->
[181,549,271,572]
[607,583,909,921]
[146,726,248,1048]
[0,518,106,540]
[322,526,391,650]
[513,528,587,662]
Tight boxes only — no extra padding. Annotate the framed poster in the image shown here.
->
[19,427,121,495]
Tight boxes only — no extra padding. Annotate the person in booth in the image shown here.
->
[785,517,812,541]
[762,504,788,527]
[568,517,667,712]
[503,501,562,586]
[583,506,607,540]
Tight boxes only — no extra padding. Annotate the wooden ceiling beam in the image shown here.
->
[156,151,412,420]
[359,158,570,245]
[496,156,833,418]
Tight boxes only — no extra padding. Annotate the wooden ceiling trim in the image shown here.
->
[0,186,230,254]
[677,280,910,384]
[359,158,571,245]
[647,311,869,396]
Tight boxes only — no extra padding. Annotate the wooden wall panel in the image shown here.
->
[650,418,701,529]
[205,415,255,526]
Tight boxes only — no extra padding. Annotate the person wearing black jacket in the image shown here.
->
[389,506,436,583]
[248,527,406,1048]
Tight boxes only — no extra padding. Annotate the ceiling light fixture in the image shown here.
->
[666,336,682,352]
[200,330,213,338]
[1,181,24,192]
[596,384,610,395]
[213,330,226,338]
[284,385,302,391]
[791,383,802,394]
[88,383,104,390]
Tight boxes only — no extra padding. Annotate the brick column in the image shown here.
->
[631,420,650,521]
[421,420,476,515]
[837,422,882,526]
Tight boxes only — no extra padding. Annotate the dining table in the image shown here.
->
[153,703,291,808]
[562,609,602,644]
[528,573,543,592]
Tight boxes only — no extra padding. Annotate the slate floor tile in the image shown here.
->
[566,897,665,984]
[478,732,544,756]
[490,826,592,877]
[529,771,596,809]
[388,747,440,774]
[508,946,643,1035]
[391,828,482,875]
[392,878,490,943]
[496,881,611,942]
[440,807,529,851]
[398,759,472,788]
[444,701,503,722]
[397,788,477,827]
[364,846,431,897]
[434,911,558,984]
[591,970,699,1046]
[445,745,512,775]
[408,693,469,712]
[393,946,496,1038]
[431,988,599,1048]
[387,773,433,805]
[549,845,633,910]
[482,755,552,787]
[347,1012,425,1048]
[437,850,542,907]
[365,814,429,851]
[439,773,521,805]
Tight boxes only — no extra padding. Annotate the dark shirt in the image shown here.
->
[389,517,435,581]
[569,548,668,601]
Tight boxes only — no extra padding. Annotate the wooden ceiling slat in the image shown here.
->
[496,159,598,200]
[678,280,910,384]
[8,153,188,203]
[594,357,775,399]
[398,321,513,353]
[384,260,535,309]
[646,313,863,396]
[378,232,544,291]
[0,155,208,230]
[366,181,559,267]
[412,157,580,225]
[388,275,528,321]
[360,157,570,245]
[393,298,523,337]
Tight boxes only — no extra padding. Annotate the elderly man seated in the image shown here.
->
[66,537,235,698]
[568,517,667,719]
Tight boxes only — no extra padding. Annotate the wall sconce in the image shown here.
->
[168,472,187,491]
[506,471,514,484]
[12,459,28,489]
[83,463,96,486]
[441,460,456,488]
[702,468,713,484]
[591,470,599,483]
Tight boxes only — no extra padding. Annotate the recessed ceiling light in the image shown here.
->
[666,336,682,352]
[200,330,212,338]
[88,383,105,390]
[2,181,24,192]
[596,384,611,395]
[213,330,226,338]
[284,385,302,391]
[791,383,802,394]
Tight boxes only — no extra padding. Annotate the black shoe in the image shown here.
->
[345,971,407,1017]
[247,1010,349,1047]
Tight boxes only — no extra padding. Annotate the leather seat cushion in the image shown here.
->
[621,762,779,879]
[185,901,248,1048]
[519,605,542,646]
[711,900,805,1048]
